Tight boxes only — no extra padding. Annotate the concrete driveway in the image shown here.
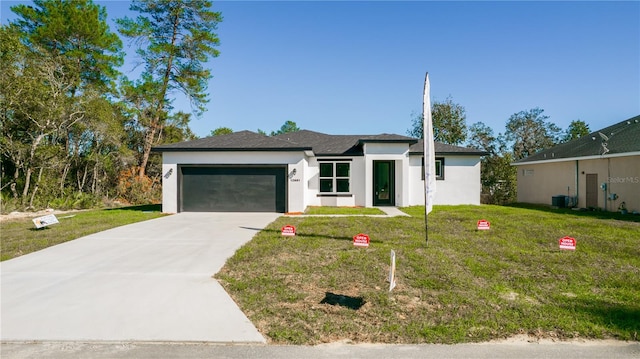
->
[1,212,281,342]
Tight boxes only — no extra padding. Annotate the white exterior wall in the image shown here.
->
[350,157,367,207]
[408,155,423,206]
[304,156,362,207]
[161,151,307,213]
[363,143,411,207]
[304,156,319,208]
[408,154,482,206]
[161,146,484,213]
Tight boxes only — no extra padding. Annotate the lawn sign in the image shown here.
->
[281,225,296,236]
[353,233,370,247]
[477,219,490,230]
[559,236,576,250]
[33,214,59,229]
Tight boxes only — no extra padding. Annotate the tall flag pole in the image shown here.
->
[423,72,436,245]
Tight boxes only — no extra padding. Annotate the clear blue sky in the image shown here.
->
[3,1,639,140]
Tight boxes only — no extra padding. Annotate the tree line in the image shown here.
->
[1,0,221,211]
[214,102,590,206]
[1,1,592,212]
[407,99,590,204]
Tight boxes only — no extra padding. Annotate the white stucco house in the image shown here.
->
[152,130,487,213]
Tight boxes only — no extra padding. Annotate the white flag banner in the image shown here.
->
[423,72,436,215]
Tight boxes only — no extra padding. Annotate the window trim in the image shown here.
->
[422,157,445,180]
[319,161,351,193]
[436,158,444,180]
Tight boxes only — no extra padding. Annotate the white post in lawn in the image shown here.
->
[423,72,437,245]
[389,250,397,292]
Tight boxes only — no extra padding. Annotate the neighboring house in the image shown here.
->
[512,115,640,213]
[151,130,486,213]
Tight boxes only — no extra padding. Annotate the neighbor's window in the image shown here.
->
[422,157,445,180]
[319,162,350,193]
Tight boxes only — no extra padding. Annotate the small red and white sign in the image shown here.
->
[477,219,490,230]
[281,225,296,236]
[559,236,576,250]
[353,233,370,247]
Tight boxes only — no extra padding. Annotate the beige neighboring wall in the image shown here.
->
[586,156,640,212]
[516,155,640,212]
[516,161,576,205]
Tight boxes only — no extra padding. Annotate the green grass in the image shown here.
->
[216,204,640,344]
[304,206,385,215]
[0,204,167,261]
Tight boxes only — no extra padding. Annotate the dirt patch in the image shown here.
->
[0,209,85,223]
[486,333,634,346]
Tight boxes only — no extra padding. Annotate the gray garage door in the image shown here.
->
[180,166,286,212]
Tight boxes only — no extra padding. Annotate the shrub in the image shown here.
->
[116,166,161,205]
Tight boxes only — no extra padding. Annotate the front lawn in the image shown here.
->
[215,204,640,344]
[303,206,385,215]
[1,205,167,261]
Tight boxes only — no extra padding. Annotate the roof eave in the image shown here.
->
[151,147,312,153]
[359,139,418,145]
[314,153,364,157]
[409,151,488,156]
[512,151,640,165]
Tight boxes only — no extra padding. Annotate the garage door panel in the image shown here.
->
[180,167,286,212]
[184,175,276,212]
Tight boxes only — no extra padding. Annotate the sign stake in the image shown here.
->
[389,250,397,292]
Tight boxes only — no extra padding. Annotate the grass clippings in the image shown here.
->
[215,204,640,344]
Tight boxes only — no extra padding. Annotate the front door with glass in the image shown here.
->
[373,160,394,206]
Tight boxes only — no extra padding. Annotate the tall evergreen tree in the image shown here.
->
[2,0,123,207]
[271,121,300,136]
[11,0,123,93]
[117,0,222,179]
[210,127,234,136]
[562,120,590,142]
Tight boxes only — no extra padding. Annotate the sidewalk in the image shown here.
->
[375,207,411,217]
[3,340,639,359]
[285,207,410,218]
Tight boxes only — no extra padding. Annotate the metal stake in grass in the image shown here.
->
[422,72,437,245]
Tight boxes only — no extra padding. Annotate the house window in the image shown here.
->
[319,162,350,193]
[422,157,445,180]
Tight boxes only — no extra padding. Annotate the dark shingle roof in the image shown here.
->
[409,140,489,156]
[272,130,360,155]
[151,130,311,152]
[152,129,486,157]
[514,115,640,164]
[272,130,417,156]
